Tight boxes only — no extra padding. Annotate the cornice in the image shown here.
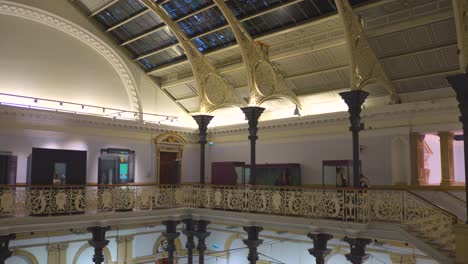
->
[0,104,198,138]
[0,97,461,142]
[208,98,460,137]
[0,0,143,114]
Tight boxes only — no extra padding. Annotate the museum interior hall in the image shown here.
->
[0,0,467,263]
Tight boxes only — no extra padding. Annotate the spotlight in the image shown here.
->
[59,102,63,106]
[134,112,137,117]
[166,116,169,120]
[34,99,38,103]
[81,105,84,109]
[118,113,121,116]
[158,121,161,125]
[102,108,105,113]
[170,118,174,122]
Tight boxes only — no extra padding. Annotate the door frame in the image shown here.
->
[155,133,186,184]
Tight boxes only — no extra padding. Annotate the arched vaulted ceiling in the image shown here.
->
[74,0,461,121]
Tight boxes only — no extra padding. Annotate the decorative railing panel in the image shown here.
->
[0,184,457,253]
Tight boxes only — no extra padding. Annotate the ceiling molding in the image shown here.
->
[0,0,144,116]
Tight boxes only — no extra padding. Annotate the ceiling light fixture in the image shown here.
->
[34,99,38,103]
[59,102,63,106]
[293,105,300,116]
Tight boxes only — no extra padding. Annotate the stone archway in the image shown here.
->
[72,243,112,264]
[153,234,183,263]
[10,249,39,264]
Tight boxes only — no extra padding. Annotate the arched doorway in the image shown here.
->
[155,133,186,184]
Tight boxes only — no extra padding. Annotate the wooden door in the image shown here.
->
[159,152,179,184]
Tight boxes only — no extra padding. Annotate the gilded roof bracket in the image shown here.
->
[139,0,245,113]
[335,0,400,104]
[213,0,302,108]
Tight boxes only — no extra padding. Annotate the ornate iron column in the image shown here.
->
[447,73,468,223]
[343,237,372,264]
[307,233,333,264]
[87,226,110,264]
[340,90,369,187]
[192,115,214,184]
[0,234,15,264]
[162,220,180,264]
[243,226,263,264]
[194,220,210,264]
[241,106,265,184]
[182,218,196,264]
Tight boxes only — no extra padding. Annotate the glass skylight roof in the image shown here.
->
[82,0,373,72]
[178,7,227,37]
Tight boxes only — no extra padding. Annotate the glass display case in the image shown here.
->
[98,148,135,184]
[322,160,361,187]
[244,164,301,186]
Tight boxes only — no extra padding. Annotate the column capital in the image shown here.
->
[87,226,110,264]
[344,237,372,264]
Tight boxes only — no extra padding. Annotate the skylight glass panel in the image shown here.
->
[240,0,336,37]
[96,0,146,28]
[226,0,283,18]
[162,0,212,20]
[140,50,187,70]
[177,7,226,37]
[127,29,178,55]
[113,11,164,38]
[192,27,236,52]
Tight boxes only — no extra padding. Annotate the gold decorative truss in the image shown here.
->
[140,0,245,113]
[213,0,301,107]
[0,184,456,253]
[334,0,399,103]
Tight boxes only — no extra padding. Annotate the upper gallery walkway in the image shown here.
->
[0,183,460,263]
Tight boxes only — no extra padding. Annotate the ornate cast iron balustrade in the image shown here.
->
[0,184,457,253]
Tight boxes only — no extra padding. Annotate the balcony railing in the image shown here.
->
[0,184,457,252]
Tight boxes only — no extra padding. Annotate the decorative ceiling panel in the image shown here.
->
[178,97,200,112]
[166,83,197,99]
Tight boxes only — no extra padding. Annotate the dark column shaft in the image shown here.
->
[195,220,210,264]
[339,90,369,187]
[0,234,15,264]
[241,107,265,185]
[162,220,180,264]
[307,233,333,264]
[243,226,263,264]
[87,226,110,264]
[447,73,468,224]
[182,219,196,264]
[193,115,213,184]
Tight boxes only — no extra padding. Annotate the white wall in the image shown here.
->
[0,128,153,183]
[206,131,402,186]
[0,0,195,127]
[425,134,442,185]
